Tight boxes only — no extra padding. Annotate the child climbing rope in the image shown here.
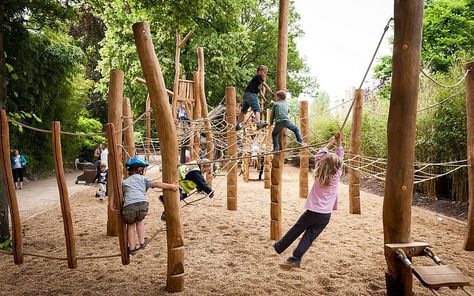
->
[273,132,343,269]
[122,156,178,255]
[270,90,305,151]
[92,162,108,200]
[235,65,275,131]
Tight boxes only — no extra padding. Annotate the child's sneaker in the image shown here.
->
[235,124,242,131]
[279,256,301,269]
[256,122,269,130]
[139,237,150,250]
[298,141,306,147]
[128,247,137,256]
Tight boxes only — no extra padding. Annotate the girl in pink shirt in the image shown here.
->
[273,132,344,269]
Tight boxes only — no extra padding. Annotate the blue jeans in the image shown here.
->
[241,92,260,113]
[272,120,303,150]
[274,210,331,260]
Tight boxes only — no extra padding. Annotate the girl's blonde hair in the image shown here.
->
[314,153,342,185]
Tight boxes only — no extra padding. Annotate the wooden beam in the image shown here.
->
[226,87,238,210]
[464,61,474,251]
[133,21,184,292]
[192,71,202,161]
[264,108,272,189]
[107,69,124,237]
[52,121,77,269]
[0,110,23,264]
[178,30,194,48]
[122,97,136,177]
[383,1,424,295]
[349,89,363,213]
[299,100,309,198]
[145,95,151,162]
[136,77,174,96]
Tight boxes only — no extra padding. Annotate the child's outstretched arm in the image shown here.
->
[262,82,275,98]
[153,181,179,191]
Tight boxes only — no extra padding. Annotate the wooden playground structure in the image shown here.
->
[0,0,473,295]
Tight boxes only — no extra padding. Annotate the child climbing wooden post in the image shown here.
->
[123,97,136,177]
[383,1,423,295]
[349,89,363,214]
[198,47,214,186]
[264,108,272,189]
[107,69,124,237]
[51,121,77,269]
[0,110,23,265]
[464,61,474,251]
[270,0,289,241]
[133,21,185,293]
[299,100,309,198]
[192,71,202,161]
[226,86,238,210]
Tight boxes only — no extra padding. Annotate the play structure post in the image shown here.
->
[264,108,272,189]
[270,0,289,240]
[243,135,250,183]
[52,121,77,269]
[0,110,23,264]
[198,47,214,185]
[133,22,185,292]
[349,89,363,214]
[299,100,309,198]
[122,97,136,176]
[145,95,151,162]
[383,1,424,295]
[192,71,202,160]
[105,123,129,265]
[107,69,124,237]
[464,61,474,251]
[226,86,238,210]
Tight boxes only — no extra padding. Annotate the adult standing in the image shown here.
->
[11,149,27,189]
[94,143,104,161]
[100,145,109,169]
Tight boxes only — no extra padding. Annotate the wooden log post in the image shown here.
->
[226,87,238,210]
[465,61,474,251]
[133,22,185,292]
[122,97,136,176]
[107,69,124,237]
[349,89,363,214]
[264,108,273,189]
[52,121,77,269]
[105,123,129,265]
[0,110,23,264]
[198,48,214,185]
[192,71,202,161]
[243,135,250,183]
[299,100,309,198]
[270,0,289,241]
[145,95,151,162]
[383,1,424,295]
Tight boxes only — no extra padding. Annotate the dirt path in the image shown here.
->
[0,166,472,296]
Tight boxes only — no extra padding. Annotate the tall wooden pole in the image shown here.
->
[133,22,184,292]
[264,108,272,189]
[270,0,289,241]
[243,135,250,183]
[349,89,363,214]
[299,100,309,198]
[226,87,238,210]
[145,95,151,162]
[192,71,202,161]
[107,69,123,237]
[171,30,181,119]
[122,97,136,176]
[383,1,424,295]
[52,121,77,269]
[464,61,474,251]
[0,110,23,264]
[198,48,214,185]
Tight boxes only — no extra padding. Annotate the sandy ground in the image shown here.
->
[0,166,473,295]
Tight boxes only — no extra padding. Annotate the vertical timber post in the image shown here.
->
[122,97,136,176]
[299,100,309,198]
[349,89,363,214]
[192,71,202,161]
[0,110,23,264]
[133,22,184,292]
[383,1,424,295]
[52,121,77,269]
[465,61,474,251]
[145,95,151,162]
[270,0,289,241]
[107,69,124,237]
[198,48,214,185]
[264,108,272,189]
[226,87,238,210]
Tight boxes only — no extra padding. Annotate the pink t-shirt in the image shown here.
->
[305,146,344,214]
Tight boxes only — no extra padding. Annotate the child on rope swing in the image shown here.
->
[273,132,343,269]
[270,90,305,151]
[122,156,178,255]
[235,65,275,131]
[159,159,214,221]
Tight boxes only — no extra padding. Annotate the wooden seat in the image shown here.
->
[412,264,470,290]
